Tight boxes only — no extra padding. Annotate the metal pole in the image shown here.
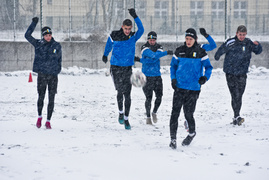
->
[13,0,16,41]
[40,0,43,38]
[124,0,126,19]
[176,0,178,41]
[224,0,227,39]
[133,0,136,32]
[69,0,71,41]
[229,0,231,38]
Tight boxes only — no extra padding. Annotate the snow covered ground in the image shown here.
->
[0,66,269,180]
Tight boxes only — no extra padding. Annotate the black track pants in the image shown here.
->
[110,65,132,117]
[142,76,163,117]
[170,89,200,140]
[37,73,58,120]
[226,73,247,118]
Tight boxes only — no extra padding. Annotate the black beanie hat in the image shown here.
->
[42,26,52,36]
[185,28,197,40]
[147,31,157,40]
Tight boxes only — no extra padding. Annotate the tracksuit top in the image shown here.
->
[140,42,168,77]
[215,36,262,75]
[103,17,144,67]
[25,21,62,76]
[170,42,213,91]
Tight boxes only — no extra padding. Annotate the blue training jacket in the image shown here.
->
[103,17,144,67]
[215,36,262,75]
[140,42,168,77]
[170,42,213,91]
[25,21,62,76]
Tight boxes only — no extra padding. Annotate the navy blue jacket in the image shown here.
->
[103,17,144,67]
[215,36,262,75]
[25,21,62,76]
[170,42,213,91]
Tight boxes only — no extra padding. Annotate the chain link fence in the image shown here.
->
[0,0,268,42]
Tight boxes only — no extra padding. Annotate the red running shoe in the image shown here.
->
[36,117,42,128]
[45,121,51,129]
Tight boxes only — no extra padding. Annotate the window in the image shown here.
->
[46,16,53,27]
[234,1,247,19]
[212,1,224,19]
[136,1,147,19]
[191,1,204,17]
[155,1,168,19]
[47,0,52,5]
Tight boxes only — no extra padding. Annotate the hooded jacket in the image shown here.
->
[25,21,62,76]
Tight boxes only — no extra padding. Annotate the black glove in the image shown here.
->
[171,79,177,90]
[167,50,173,55]
[199,76,207,85]
[102,55,108,64]
[134,56,140,62]
[199,28,209,38]
[128,8,138,19]
[32,17,39,23]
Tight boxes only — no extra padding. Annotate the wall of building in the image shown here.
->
[0,41,268,72]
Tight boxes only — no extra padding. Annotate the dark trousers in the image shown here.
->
[170,89,200,139]
[142,76,163,117]
[37,73,58,120]
[110,65,132,117]
[226,73,247,118]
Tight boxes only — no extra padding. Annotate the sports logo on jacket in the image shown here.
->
[53,49,56,53]
[193,52,197,57]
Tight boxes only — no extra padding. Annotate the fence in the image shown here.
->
[0,0,268,42]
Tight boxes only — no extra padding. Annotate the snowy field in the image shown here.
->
[0,66,269,180]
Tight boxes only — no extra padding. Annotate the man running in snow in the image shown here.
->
[102,8,144,130]
[182,28,216,131]
[25,17,62,129]
[135,31,173,125]
[214,25,262,125]
[169,28,213,149]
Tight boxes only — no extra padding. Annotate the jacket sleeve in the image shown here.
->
[141,49,168,62]
[170,55,178,80]
[214,42,226,61]
[103,36,113,56]
[252,41,262,55]
[24,21,38,47]
[201,55,213,80]
[134,17,144,42]
[57,44,62,74]
[201,35,217,51]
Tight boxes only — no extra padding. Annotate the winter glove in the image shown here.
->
[128,8,138,19]
[198,76,207,85]
[134,56,140,62]
[167,50,173,55]
[199,28,209,38]
[171,79,177,90]
[102,55,108,64]
[32,17,39,24]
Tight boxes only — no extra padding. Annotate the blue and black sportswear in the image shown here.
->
[103,17,144,67]
[170,42,213,91]
[140,42,169,77]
